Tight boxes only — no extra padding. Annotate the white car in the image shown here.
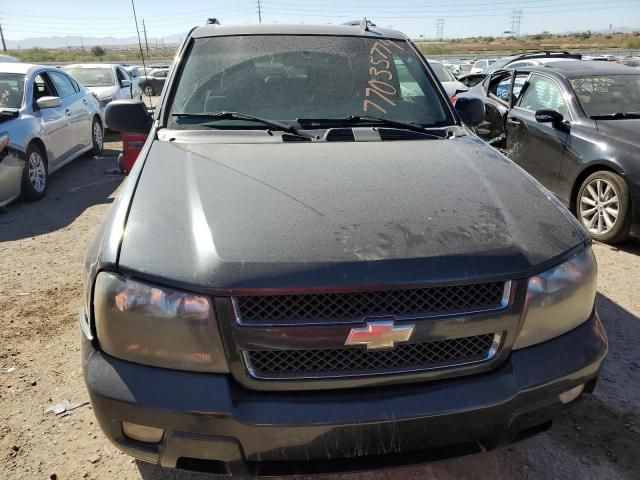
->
[470,58,497,74]
[63,64,142,127]
[429,60,468,100]
[0,63,104,206]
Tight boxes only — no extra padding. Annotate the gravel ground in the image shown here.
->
[1,135,639,479]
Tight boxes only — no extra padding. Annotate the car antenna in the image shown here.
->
[130,0,152,109]
[206,18,221,25]
[360,17,370,32]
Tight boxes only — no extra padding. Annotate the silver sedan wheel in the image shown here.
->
[579,178,619,235]
[93,121,103,151]
[28,151,46,193]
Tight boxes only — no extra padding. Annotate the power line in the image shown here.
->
[436,18,444,41]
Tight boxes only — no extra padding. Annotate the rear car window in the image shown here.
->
[0,73,25,108]
[168,35,451,129]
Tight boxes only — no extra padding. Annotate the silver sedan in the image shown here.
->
[0,63,104,207]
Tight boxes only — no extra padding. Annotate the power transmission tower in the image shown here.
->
[256,0,263,23]
[142,19,149,53]
[436,18,445,41]
[510,9,523,37]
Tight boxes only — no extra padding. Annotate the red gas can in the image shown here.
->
[118,132,148,174]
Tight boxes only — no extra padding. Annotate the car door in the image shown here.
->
[152,69,167,94]
[32,71,72,166]
[48,70,91,153]
[506,74,570,192]
[474,72,512,142]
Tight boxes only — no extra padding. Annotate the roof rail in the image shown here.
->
[342,18,376,30]
[206,18,221,25]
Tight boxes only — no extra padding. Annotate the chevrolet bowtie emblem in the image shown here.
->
[345,320,415,350]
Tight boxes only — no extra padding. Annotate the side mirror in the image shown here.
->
[455,96,485,127]
[105,100,153,134]
[535,109,564,126]
[36,96,62,109]
[120,79,132,88]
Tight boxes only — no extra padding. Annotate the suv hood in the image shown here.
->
[118,136,585,290]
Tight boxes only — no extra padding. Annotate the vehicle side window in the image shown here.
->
[488,74,512,103]
[68,76,80,93]
[512,73,529,102]
[116,68,126,83]
[156,70,167,78]
[48,71,77,98]
[518,74,569,118]
[33,73,56,101]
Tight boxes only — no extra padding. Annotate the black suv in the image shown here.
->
[81,22,606,477]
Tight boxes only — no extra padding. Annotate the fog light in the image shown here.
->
[122,422,164,443]
[558,384,585,404]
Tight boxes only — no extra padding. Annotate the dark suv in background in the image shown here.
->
[81,22,607,477]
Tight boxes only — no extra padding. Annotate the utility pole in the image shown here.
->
[510,9,523,37]
[142,19,149,53]
[0,23,6,52]
[436,18,444,41]
[256,0,263,23]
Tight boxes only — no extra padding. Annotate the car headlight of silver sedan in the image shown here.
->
[93,272,228,372]
[513,247,597,350]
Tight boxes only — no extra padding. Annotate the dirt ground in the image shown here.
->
[1,135,639,480]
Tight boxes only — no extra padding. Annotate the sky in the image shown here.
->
[1,0,640,43]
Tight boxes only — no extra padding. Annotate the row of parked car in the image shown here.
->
[0,60,171,208]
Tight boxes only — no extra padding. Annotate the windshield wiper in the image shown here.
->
[171,111,316,139]
[590,112,640,120]
[297,115,445,138]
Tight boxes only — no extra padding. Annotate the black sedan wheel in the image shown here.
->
[143,84,155,96]
[577,171,630,243]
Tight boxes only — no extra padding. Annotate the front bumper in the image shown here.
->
[82,313,606,477]
[0,154,24,207]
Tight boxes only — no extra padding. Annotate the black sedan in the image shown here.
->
[461,60,640,243]
[137,68,168,96]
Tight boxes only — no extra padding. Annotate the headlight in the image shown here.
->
[513,247,597,349]
[99,96,114,108]
[93,272,228,372]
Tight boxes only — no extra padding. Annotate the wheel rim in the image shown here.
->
[28,152,46,193]
[93,121,103,151]
[144,86,154,96]
[579,178,619,235]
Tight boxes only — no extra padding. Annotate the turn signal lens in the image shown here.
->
[122,422,164,443]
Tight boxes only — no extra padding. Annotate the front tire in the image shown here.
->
[21,143,48,202]
[90,117,104,156]
[577,171,631,244]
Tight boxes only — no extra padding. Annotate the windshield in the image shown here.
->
[168,35,451,129]
[64,67,114,87]
[570,75,640,117]
[0,73,25,109]
[430,62,455,83]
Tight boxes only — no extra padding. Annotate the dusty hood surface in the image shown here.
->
[118,136,585,290]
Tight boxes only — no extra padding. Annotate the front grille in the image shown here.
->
[245,333,500,379]
[235,282,506,325]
